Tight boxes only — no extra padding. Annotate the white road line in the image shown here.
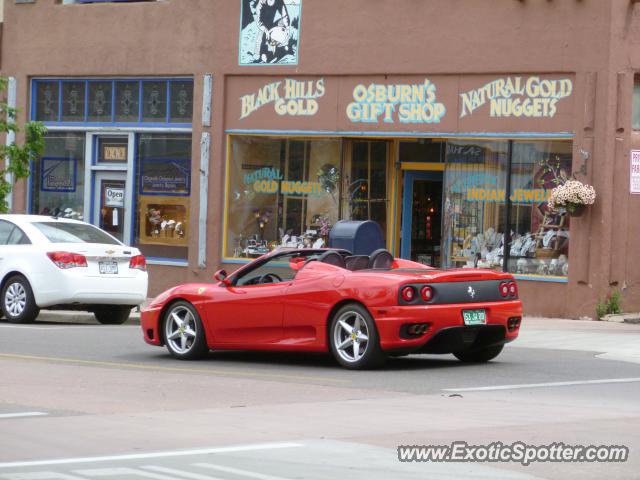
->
[194,463,292,480]
[0,412,48,419]
[142,466,224,480]
[0,443,303,470]
[74,467,177,479]
[443,377,640,392]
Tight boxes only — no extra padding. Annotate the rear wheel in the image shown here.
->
[94,306,132,325]
[1,275,39,324]
[163,301,209,360]
[454,344,504,363]
[329,303,385,370]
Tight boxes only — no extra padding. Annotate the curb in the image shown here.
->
[601,313,640,324]
[36,308,143,326]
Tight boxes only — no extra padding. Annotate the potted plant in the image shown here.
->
[548,179,596,217]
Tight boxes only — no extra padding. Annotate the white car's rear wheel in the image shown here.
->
[163,301,209,360]
[1,275,40,324]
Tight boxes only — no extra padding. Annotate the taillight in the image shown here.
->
[129,254,147,271]
[499,282,509,297]
[508,281,518,297]
[401,286,415,302]
[420,285,434,302]
[47,251,87,269]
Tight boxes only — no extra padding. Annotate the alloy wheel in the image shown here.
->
[333,310,370,363]
[165,305,198,354]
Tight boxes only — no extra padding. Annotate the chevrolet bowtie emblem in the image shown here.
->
[467,286,476,299]
[105,249,115,255]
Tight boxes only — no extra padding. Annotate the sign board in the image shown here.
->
[631,150,640,195]
[102,144,127,162]
[105,187,125,208]
[41,158,77,192]
[140,158,191,195]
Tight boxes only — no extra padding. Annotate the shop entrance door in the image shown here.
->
[401,171,443,266]
[93,171,130,243]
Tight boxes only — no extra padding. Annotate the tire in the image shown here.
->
[162,301,209,360]
[329,303,385,370]
[94,306,132,325]
[1,275,40,324]
[454,344,504,363]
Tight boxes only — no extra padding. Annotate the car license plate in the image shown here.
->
[462,309,486,325]
[99,261,118,275]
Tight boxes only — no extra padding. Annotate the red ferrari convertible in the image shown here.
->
[141,248,522,369]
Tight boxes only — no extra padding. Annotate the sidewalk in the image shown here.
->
[514,317,640,364]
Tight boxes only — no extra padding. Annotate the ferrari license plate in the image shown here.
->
[462,309,486,325]
[99,261,118,275]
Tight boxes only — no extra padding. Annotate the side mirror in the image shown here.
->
[214,269,230,286]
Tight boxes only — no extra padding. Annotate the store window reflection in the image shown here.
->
[32,132,86,220]
[342,140,389,236]
[507,141,572,277]
[443,141,508,270]
[225,137,341,258]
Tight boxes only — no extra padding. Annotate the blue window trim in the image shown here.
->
[31,78,193,127]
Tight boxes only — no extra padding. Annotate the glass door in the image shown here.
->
[93,171,128,243]
[401,171,444,266]
[87,132,135,244]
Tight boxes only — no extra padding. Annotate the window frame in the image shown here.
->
[31,78,194,128]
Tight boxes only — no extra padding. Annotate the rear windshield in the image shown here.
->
[33,222,120,245]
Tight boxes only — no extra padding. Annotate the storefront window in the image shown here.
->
[225,137,341,258]
[87,81,113,122]
[115,81,140,123]
[31,132,86,220]
[142,81,167,123]
[33,79,193,126]
[61,81,86,122]
[342,140,389,235]
[135,134,191,260]
[34,81,59,122]
[443,141,508,270]
[507,141,572,277]
[442,139,572,278]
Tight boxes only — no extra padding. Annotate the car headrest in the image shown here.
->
[345,255,370,271]
[368,248,394,269]
[317,250,346,268]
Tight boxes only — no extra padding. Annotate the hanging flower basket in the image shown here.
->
[564,202,586,217]
[548,179,596,217]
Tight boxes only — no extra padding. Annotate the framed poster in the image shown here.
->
[239,0,301,66]
[40,157,77,193]
[139,195,189,247]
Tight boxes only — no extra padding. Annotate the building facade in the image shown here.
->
[2,0,640,318]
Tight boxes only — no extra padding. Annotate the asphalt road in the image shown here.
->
[0,317,639,479]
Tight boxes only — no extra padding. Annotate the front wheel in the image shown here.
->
[454,344,504,363]
[94,306,132,325]
[1,275,39,324]
[163,301,209,360]
[329,303,385,370]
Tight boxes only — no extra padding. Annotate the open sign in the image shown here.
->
[105,187,125,207]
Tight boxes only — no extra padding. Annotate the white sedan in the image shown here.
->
[0,215,148,324]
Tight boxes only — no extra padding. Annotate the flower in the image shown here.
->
[548,179,596,211]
